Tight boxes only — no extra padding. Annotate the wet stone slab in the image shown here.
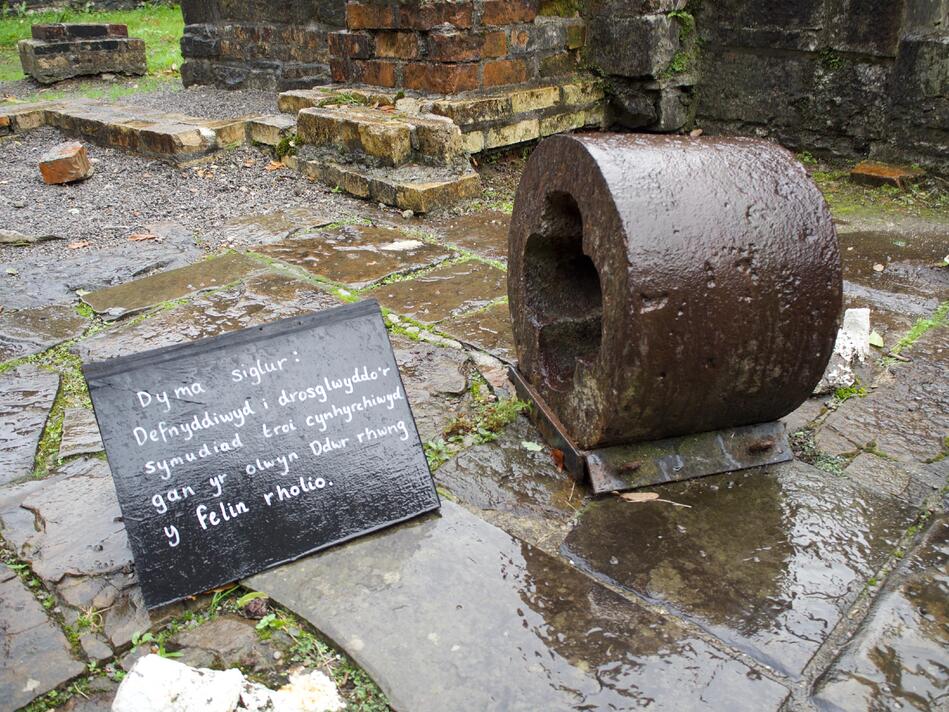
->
[256,224,451,289]
[843,452,946,506]
[838,229,949,301]
[81,253,263,319]
[562,460,919,677]
[430,211,510,261]
[78,271,341,362]
[0,364,59,485]
[247,500,789,712]
[0,228,201,309]
[434,417,583,555]
[439,300,515,361]
[0,304,88,362]
[212,208,335,246]
[367,260,507,324]
[816,325,948,463]
[390,335,473,443]
[0,563,85,711]
[59,407,103,459]
[813,516,949,711]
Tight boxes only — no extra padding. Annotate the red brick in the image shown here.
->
[375,31,421,59]
[428,30,482,62]
[482,0,537,26]
[328,30,374,59]
[107,23,128,37]
[39,142,92,185]
[347,2,397,30]
[330,57,352,83]
[482,58,528,87]
[482,30,508,57]
[398,1,473,30]
[352,59,398,87]
[404,62,479,94]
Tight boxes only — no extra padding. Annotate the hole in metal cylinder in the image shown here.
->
[523,191,603,391]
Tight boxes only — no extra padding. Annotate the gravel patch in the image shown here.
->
[0,126,371,261]
[118,84,284,118]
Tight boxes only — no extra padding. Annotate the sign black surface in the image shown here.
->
[84,300,439,609]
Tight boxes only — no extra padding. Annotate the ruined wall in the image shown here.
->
[328,1,585,93]
[693,0,947,168]
[179,0,346,90]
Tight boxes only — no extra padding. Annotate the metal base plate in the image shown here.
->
[509,366,792,494]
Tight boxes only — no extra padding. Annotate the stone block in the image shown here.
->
[431,94,513,125]
[539,49,579,77]
[19,36,147,84]
[427,29,483,62]
[297,106,413,166]
[32,23,128,41]
[484,118,540,149]
[540,108,589,136]
[587,13,678,77]
[850,160,925,189]
[180,24,220,59]
[561,80,605,106]
[38,141,93,184]
[276,88,323,113]
[247,114,297,146]
[483,58,529,87]
[510,85,560,113]
[510,19,567,55]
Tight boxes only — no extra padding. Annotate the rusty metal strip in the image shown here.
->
[510,366,791,494]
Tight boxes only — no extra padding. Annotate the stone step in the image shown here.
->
[283,151,479,213]
[295,104,464,167]
[280,78,606,154]
[0,99,285,164]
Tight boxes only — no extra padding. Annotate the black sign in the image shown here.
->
[84,300,439,609]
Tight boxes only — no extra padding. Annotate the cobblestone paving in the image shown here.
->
[0,116,946,711]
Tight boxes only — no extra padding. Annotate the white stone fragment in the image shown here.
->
[813,307,871,394]
[111,654,243,712]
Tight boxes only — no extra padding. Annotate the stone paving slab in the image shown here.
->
[367,260,507,324]
[213,208,335,246]
[0,228,201,310]
[0,563,85,712]
[812,516,948,711]
[429,211,510,261]
[816,325,948,463]
[0,364,59,485]
[390,335,474,443]
[842,452,946,506]
[81,253,264,319]
[562,460,919,678]
[78,271,341,363]
[59,407,103,459]
[0,304,88,362]
[837,229,949,301]
[257,224,452,289]
[439,300,515,361]
[247,500,790,712]
[434,417,583,555]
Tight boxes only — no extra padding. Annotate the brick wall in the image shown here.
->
[180,0,346,90]
[328,1,585,93]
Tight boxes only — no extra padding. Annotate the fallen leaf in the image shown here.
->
[689,128,703,138]
[521,441,544,452]
[868,330,884,348]
[243,158,256,168]
[265,160,284,171]
[618,492,659,503]
[129,233,158,242]
[872,263,885,272]
[551,448,565,472]
[67,240,91,249]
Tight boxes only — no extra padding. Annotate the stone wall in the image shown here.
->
[694,0,947,168]
[328,1,585,93]
[584,0,947,169]
[180,0,346,90]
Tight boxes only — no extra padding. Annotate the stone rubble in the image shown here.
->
[38,141,94,185]
[814,307,871,394]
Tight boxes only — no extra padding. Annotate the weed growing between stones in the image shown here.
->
[832,382,867,404]
[789,428,851,476]
[886,301,948,363]
[808,168,949,218]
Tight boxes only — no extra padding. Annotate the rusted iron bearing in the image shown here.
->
[508,133,842,450]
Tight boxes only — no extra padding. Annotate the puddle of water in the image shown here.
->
[430,211,510,261]
[839,230,949,300]
[562,461,918,677]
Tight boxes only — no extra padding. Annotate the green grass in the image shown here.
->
[0,3,183,83]
[809,167,949,220]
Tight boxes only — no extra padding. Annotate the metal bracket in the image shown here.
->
[509,366,792,495]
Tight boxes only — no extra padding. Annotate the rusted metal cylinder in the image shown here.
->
[508,133,842,450]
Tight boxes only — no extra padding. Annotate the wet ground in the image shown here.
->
[0,84,947,712]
